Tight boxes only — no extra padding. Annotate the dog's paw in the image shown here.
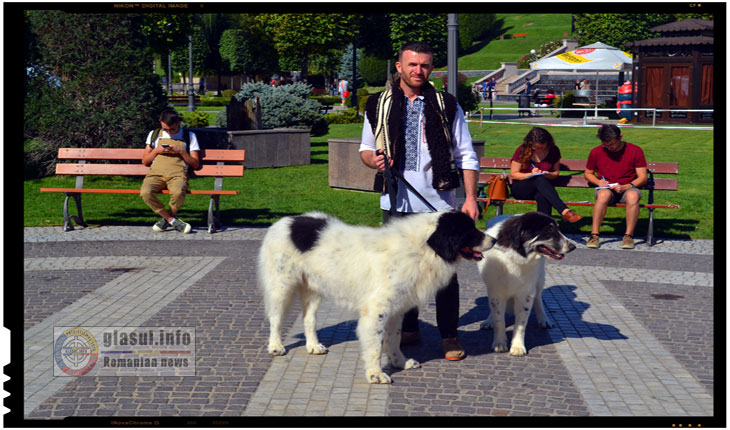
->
[366,370,392,384]
[268,344,286,356]
[537,318,554,329]
[509,344,527,357]
[404,358,421,369]
[492,342,508,353]
[479,318,493,330]
[306,343,328,355]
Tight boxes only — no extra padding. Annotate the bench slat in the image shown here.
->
[40,188,240,195]
[56,163,244,177]
[201,149,245,162]
[57,148,245,163]
[480,157,678,175]
[58,148,144,160]
[478,172,677,191]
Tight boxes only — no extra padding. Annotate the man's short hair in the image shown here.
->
[597,124,622,142]
[159,109,182,125]
[398,41,434,61]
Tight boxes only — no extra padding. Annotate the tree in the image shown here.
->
[573,14,673,48]
[219,28,278,79]
[339,44,363,86]
[256,14,358,81]
[25,11,168,175]
[457,14,496,52]
[140,14,193,94]
[195,14,232,95]
[388,14,448,66]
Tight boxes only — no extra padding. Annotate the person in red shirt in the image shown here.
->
[584,125,648,249]
[510,127,582,222]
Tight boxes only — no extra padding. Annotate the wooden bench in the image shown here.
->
[320,100,335,114]
[40,147,245,233]
[513,32,529,38]
[477,157,680,245]
[168,95,201,106]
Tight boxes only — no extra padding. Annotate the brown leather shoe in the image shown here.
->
[442,337,466,361]
[561,209,582,223]
[400,331,422,346]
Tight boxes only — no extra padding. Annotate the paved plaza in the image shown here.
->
[17,223,718,425]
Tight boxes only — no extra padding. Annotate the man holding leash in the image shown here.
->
[359,41,480,361]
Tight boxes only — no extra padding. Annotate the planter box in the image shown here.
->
[228,128,310,168]
[328,138,485,193]
[328,138,376,192]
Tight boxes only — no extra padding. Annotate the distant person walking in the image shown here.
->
[338,78,349,106]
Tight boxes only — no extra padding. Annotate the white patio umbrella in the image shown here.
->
[529,42,633,116]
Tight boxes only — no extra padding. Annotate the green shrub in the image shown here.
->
[222,89,237,99]
[234,82,329,136]
[557,92,583,118]
[324,108,364,124]
[214,109,227,128]
[200,96,231,106]
[309,96,341,105]
[181,110,210,128]
[517,40,563,69]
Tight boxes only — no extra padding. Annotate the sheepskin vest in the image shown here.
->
[365,80,461,191]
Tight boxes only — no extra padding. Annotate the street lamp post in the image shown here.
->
[187,34,195,112]
[447,14,458,99]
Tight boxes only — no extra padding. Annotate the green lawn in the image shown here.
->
[24,122,713,240]
[443,13,573,71]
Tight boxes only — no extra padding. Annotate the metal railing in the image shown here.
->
[471,106,714,128]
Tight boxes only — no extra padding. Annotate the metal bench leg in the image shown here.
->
[63,193,88,232]
[645,208,655,246]
[496,201,504,217]
[207,195,220,234]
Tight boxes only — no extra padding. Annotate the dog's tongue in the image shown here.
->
[461,248,484,261]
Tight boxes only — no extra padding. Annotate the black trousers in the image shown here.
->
[509,175,568,216]
[382,210,459,339]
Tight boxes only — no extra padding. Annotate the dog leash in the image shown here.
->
[376,149,438,215]
[377,150,498,251]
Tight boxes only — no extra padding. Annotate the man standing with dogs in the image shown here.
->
[359,41,480,361]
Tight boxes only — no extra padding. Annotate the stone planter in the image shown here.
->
[328,138,376,192]
[328,138,485,193]
[228,128,311,168]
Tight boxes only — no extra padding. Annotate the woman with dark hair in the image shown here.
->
[509,127,582,222]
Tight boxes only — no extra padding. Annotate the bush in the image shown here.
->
[181,110,210,128]
[518,40,563,69]
[309,96,341,105]
[233,82,329,136]
[25,11,167,176]
[324,108,364,124]
[214,109,227,128]
[221,89,237,99]
[200,96,231,106]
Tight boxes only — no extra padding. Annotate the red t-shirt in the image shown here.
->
[511,145,561,173]
[586,142,647,184]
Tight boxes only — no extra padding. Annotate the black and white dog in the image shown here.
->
[477,212,575,356]
[258,210,494,383]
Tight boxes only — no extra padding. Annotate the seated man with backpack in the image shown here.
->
[140,109,201,234]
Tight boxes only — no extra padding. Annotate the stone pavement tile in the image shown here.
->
[601,280,714,395]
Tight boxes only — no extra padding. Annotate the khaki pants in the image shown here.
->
[140,174,188,215]
[140,138,188,216]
